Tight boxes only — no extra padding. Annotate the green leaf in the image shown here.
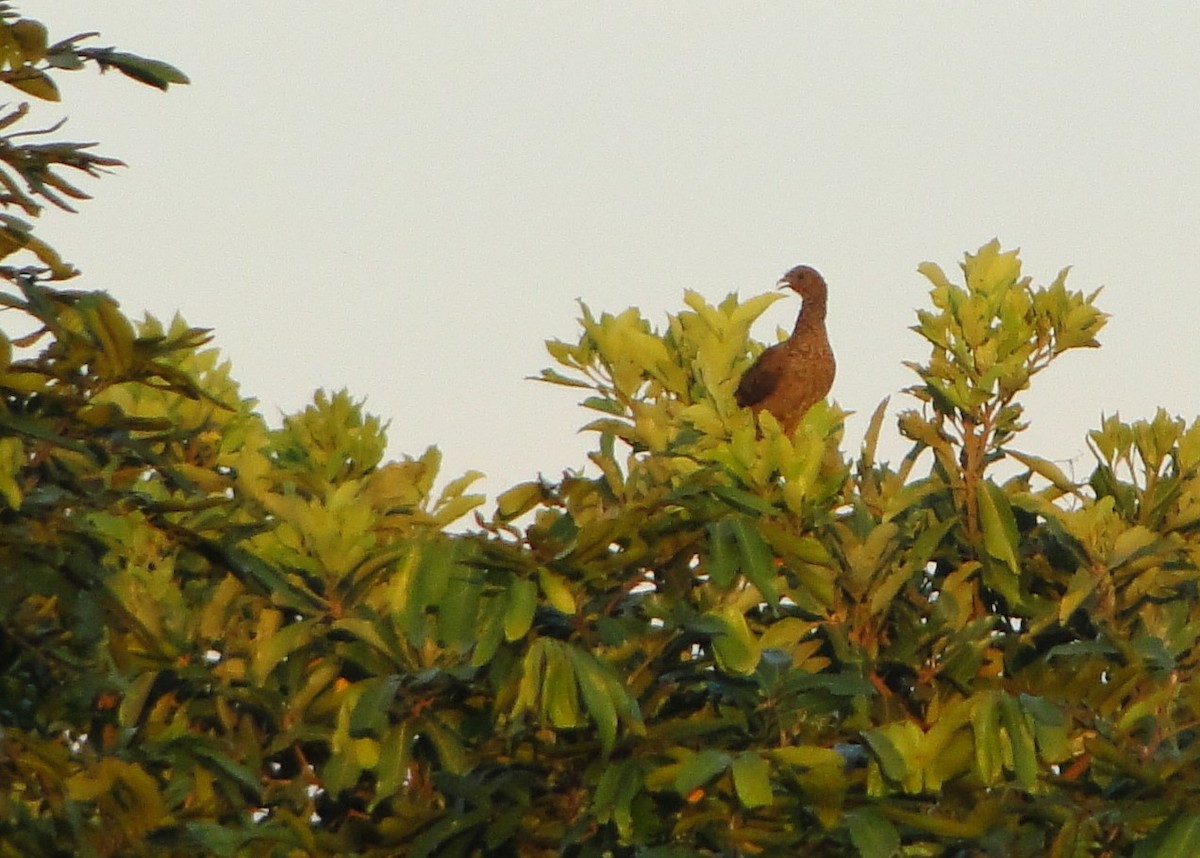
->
[503,577,537,641]
[768,746,845,771]
[509,639,546,720]
[845,806,900,858]
[349,675,402,739]
[538,567,576,615]
[569,649,618,754]
[707,520,739,587]
[251,617,318,685]
[640,848,698,858]
[732,517,779,606]
[372,722,415,807]
[582,395,624,415]
[1005,447,1078,495]
[5,67,58,101]
[94,50,190,90]
[1133,813,1200,858]
[708,484,776,515]
[970,692,1003,785]
[333,617,393,663]
[187,741,263,802]
[709,606,760,675]
[419,715,469,774]
[408,806,489,858]
[0,410,92,456]
[226,546,325,613]
[437,569,484,648]
[1059,567,1098,623]
[496,481,543,520]
[0,436,22,509]
[998,693,1038,789]
[917,260,955,293]
[471,607,505,667]
[862,727,910,786]
[542,642,583,728]
[860,396,890,470]
[730,752,772,809]
[1020,694,1071,764]
[533,366,592,388]
[595,759,645,841]
[978,479,1020,573]
[673,749,731,794]
[10,20,48,63]
[118,671,159,728]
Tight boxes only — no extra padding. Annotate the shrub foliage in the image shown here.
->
[6,234,1200,856]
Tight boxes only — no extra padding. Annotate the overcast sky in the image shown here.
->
[24,4,1200,501]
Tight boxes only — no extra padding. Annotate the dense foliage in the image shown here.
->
[7,233,1200,856]
[3,6,1200,857]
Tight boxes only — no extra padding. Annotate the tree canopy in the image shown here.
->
[3,6,1200,858]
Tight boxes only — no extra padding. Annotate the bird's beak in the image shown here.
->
[776,280,790,290]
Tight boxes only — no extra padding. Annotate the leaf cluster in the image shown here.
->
[0,271,489,855]
[0,5,188,282]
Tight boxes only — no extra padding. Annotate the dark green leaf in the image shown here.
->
[733,517,779,607]
[706,519,739,587]
[349,675,402,739]
[1133,813,1200,858]
[673,750,731,794]
[88,49,190,89]
[845,806,900,858]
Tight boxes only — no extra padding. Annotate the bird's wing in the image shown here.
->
[734,344,787,407]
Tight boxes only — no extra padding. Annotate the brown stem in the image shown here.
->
[959,401,999,550]
[960,417,983,546]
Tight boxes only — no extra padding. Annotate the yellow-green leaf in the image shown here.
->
[538,567,576,615]
[503,578,537,641]
[542,644,583,728]
[570,649,619,754]
[978,480,1020,573]
[496,481,543,520]
[709,606,759,675]
[6,67,58,101]
[731,752,773,809]
[9,20,47,63]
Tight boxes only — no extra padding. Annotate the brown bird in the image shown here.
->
[734,265,836,434]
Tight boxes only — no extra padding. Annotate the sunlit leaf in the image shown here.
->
[496,481,543,520]
[978,479,1020,573]
[6,66,58,100]
[503,577,537,641]
[709,605,760,675]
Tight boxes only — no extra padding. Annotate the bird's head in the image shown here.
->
[777,265,827,300]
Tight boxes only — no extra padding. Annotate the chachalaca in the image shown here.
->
[734,265,836,434]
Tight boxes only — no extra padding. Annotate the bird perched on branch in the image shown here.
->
[734,265,836,434]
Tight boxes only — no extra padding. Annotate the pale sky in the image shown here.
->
[25,4,1200,501]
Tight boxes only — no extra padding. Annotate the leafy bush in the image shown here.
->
[6,234,1200,856]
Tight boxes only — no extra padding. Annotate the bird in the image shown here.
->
[734,265,836,434]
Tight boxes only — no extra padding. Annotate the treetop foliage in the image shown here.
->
[7,225,1200,855]
[3,6,1200,857]
[0,3,187,282]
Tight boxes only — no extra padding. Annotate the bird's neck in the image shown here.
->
[791,296,827,337]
